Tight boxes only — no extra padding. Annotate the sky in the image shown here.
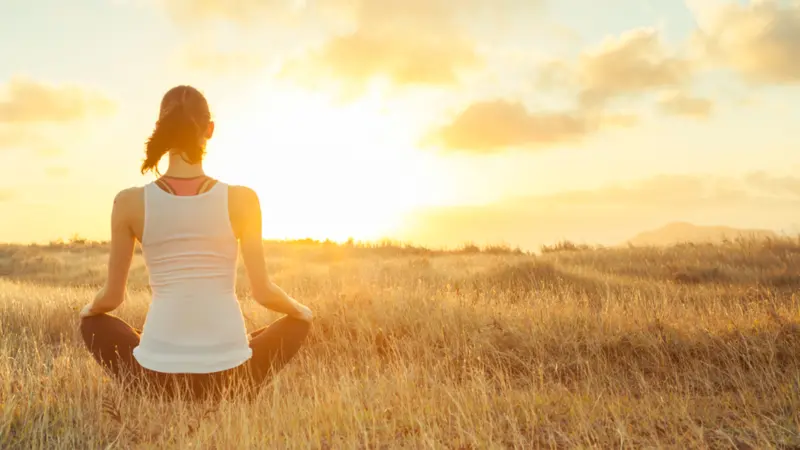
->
[0,0,799,249]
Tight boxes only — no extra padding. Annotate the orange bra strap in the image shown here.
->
[196,178,218,195]
[154,176,217,196]
[155,178,176,195]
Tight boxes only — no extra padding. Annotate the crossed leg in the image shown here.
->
[245,316,312,389]
[80,314,311,400]
[80,314,145,383]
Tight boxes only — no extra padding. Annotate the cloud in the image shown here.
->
[537,173,753,207]
[576,27,694,106]
[0,77,112,156]
[0,126,60,156]
[521,26,702,144]
[534,26,699,117]
[657,91,714,118]
[690,0,800,84]
[161,0,300,25]
[163,0,489,88]
[424,100,591,153]
[282,28,480,88]
[745,171,800,197]
[532,172,800,212]
[399,171,800,250]
[0,127,35,148]
[162,0,544,91]
[0,77,116,124]
[423,25,721,153]
[424,100,638,153]
[280,0,495,89]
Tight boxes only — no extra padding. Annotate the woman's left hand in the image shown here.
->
[80,286,108,318]
[79,302,97,318]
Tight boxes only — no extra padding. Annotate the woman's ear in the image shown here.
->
[206,121,215,140]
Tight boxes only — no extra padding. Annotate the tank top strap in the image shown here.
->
[144,179,227,199]
[141,180,233,245]
[209,180,228,203]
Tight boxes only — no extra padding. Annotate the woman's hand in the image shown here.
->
[79,302,98,318]
[290,301,314,323]
[79,286,112,318]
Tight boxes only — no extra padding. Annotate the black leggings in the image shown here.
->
[80,314,310,402]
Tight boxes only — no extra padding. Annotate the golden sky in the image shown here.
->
[0,0,798,249]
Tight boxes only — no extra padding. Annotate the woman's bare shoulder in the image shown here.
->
[113,186,143,205]
[226,185,261,238]
[112,186,144,207]
[227,184,260,209]
[110,187,145,224]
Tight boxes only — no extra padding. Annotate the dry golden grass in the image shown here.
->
[1,238,800,449]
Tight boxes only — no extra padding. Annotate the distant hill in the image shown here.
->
[626,222,780,247]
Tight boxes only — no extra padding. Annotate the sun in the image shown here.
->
[203,84,450,242]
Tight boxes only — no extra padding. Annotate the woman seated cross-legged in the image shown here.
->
[78,85,313,402]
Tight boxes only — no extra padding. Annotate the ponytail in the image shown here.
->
[141,86,211,175]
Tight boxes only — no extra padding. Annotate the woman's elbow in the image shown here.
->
[250,286,271,306]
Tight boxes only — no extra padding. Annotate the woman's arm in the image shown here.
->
[233,186,312,321]
[80,189,137,317]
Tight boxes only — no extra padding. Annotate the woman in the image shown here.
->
[78,85,313,401]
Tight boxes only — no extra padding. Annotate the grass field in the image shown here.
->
[1,238,800,449]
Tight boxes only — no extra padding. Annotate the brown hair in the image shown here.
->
[141,85,211,175]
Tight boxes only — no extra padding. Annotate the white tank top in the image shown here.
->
[132,181,252,373]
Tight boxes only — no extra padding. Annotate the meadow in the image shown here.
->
[1,237,800,449]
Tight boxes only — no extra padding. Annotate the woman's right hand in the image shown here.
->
[291,302,314,323]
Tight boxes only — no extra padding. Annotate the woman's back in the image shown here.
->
[132,181,252,374]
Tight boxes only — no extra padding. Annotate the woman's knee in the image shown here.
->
[286,317,311,340]
[79,313,108,329]
[79,314,97,331]
[78,314,113,341]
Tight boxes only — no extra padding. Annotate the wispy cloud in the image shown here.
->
[161,0,301,25]
[745,171,800,198]
[423,97,641,153]
[532,26,711,122]
[279,0,532,90]
[0,77,116,123]
[401,171,800,249]
[160,0,543,91]
[426,22,723,154]
[281,27,480,89]
[690,0,800,84]
[576,28,694,106]
[423,100,591,153]
[0,77,113,156]
[657,91,714,118]
[0,125,59,156]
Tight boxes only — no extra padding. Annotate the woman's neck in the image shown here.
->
[163,152,205,179]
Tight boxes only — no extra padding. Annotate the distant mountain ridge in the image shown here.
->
[626,222,780,247]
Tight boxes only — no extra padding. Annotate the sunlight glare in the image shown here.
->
[205,85,450,242]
